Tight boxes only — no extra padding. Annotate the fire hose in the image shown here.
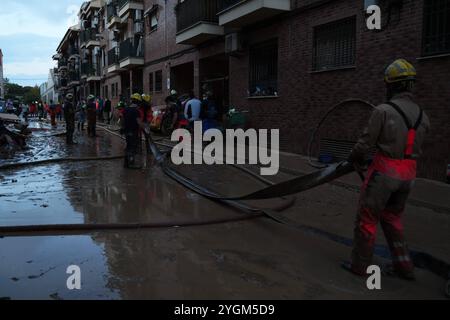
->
[0,112,449,285]
[144,132,450,282]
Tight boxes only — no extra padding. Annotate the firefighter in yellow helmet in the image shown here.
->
[121,93,144,168]
[344,59,430,280]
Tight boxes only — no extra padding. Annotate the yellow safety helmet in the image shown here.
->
[384,59,417,84]
[142,94,152,103]
[131,93,142,102]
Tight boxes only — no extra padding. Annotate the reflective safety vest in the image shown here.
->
[370,101,423,181]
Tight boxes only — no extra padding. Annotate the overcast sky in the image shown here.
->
[0,0,85,87]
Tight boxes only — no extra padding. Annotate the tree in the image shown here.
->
[4,82,26,100]
[4,82,41,103]
[23,86,41,104]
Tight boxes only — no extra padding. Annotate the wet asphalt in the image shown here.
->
[0,120,448,299]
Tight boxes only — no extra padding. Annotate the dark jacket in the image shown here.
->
[352,92,430,160]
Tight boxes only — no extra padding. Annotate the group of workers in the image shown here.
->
[60,58,428,282]
[62,92,153,167]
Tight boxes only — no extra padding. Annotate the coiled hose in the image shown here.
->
[307,98,376,169]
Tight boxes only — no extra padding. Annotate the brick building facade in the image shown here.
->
[52,0,450,181]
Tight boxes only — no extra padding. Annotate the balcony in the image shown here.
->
[68,70,80,86]
[81,63,101,82]
[175,0,224,45]
[108,47,121,74]
[119,38,144,69]
[57,77,68,90]
[106,1,122,29]
[217,0,291,27]
[118,0,144,18]
[80,29,100,49]
[58,59,68,71]
[68,46,80,61]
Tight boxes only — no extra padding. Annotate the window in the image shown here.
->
[249,39,278,97]
[423,0,450,56]
[147,11,158,32]
[115,83,119,98]
[155,70,163,92]
[150,13,158,32]
[313,17,356,71]
[149,72,154,93]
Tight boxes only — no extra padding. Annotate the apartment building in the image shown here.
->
[40,68,60,104]
[53,0,450,180]
[0,49,4,99]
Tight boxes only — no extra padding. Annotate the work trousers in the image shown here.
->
[352,171,415,275]
[124,131,139,168]
[87,121,96,137]
[66,121,75,144]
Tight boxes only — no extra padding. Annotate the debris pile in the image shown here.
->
[0,114,31,154]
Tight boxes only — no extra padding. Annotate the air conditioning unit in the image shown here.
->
[225,33,243,55]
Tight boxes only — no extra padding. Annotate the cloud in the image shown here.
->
[4,59,55,77]
[0,1,84,38]
[0,0,85,86]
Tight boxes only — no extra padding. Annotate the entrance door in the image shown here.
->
[199,54,230,120]
[121,72,130,102]
[132,68,143,94]
[170,62,194,96]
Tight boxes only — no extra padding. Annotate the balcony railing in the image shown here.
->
[107,1,118,21]
[108,47,120,66]
[68,46,79,56]
[80,28,99,44]
[118,0,142,10]
[68,70,80,83]
[57,77,68,89]
[118,0,128,9]
[58,59,68,69]
[217,0,243,12]
[81,63,100,77]
[176,0,220,33]
[119,38,144,60]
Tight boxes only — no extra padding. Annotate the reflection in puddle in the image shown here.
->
[0,235,120,300]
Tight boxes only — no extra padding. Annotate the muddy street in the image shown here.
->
[0,121,448,300]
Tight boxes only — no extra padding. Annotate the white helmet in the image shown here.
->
[170,90,177,96]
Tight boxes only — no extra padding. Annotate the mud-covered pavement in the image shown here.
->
[0,121,449,300]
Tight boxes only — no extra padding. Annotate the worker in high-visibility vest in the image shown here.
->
[344,59,430,280]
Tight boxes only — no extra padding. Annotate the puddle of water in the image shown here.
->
[0,235,120,300]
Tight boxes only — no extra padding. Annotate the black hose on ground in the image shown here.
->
[144,132,450,282]
[0,215,264,237]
